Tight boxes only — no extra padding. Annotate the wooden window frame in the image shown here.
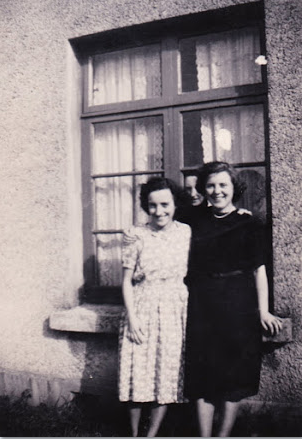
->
[74,2,271,304]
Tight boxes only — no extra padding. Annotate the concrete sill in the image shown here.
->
[49,306,292,343]
[49,304,123,334]
[262,318,292,343]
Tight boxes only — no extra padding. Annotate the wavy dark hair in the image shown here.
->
[196,161,247,203]
[140,177,184,214]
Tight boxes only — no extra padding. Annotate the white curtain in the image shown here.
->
[200,105,265,164]
[183,105,266,220]
[94,117,163,286]
[195,27,261,90]
[92,44,161,105]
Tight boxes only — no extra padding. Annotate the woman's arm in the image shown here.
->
[122,267,145,344]
[254,265,282,335]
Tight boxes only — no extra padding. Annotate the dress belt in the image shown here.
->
[207,269,247,278]
[189,269,248,279]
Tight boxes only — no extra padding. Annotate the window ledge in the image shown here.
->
[49,304,123,334]
[49,306,292,343]
[262,318,292,343]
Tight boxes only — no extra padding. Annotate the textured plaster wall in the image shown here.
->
[0,0,301,406]
[260,0,302,404]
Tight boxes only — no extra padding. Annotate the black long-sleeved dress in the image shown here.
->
[184,209,265,402]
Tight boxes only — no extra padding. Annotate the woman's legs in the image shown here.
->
[217,401,239,437]
[196,398,215,437]
[146,403,168,437]
[128,402,143,437]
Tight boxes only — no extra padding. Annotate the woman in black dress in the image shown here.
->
[184,162,282,437]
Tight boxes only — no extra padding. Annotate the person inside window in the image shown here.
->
[118,177,191,437]
[176,170,208,225]
[184,161,282,437]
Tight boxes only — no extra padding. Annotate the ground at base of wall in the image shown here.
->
[0,391,301,437]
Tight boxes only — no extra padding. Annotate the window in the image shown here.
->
[75,2,270,303]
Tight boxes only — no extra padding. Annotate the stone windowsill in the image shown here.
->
[49,304,123,334]
[49,304,293,342]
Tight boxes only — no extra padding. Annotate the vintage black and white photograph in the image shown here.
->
[0,0,301,437]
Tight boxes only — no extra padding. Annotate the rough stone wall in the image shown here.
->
[260,0,302,404]
[0,0,301,406]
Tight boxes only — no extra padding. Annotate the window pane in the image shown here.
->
[179,27,262,93]
[95,174,152,230]
[95,173,161,286]
[182,104,265,167]
[236,166,267,222]
[93,116,164,174]
[91,44,162,105]
[96,233,123,286]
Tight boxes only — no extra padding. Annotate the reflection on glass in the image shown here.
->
[179,27,261,93]
[182,105,265,167]
[236,167,267,222]
[96,234,123,286]
[91,44,162,105]
[93,117,163,174]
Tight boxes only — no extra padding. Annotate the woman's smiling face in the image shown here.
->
[205,171,235,213]
[148,188,175,230]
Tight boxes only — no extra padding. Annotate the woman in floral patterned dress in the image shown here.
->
[118,177,191,437]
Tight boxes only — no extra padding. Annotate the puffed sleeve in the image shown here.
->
[121,227,141,270]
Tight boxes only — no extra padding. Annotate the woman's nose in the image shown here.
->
[213,185,220,194]
[155,206,163,215]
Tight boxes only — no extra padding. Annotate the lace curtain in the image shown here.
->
[182,104,266,220]
[93,117,163,286]
[195,27,261,90]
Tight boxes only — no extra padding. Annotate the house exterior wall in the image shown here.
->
[0,0,301,408]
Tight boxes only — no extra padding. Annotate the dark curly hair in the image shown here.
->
[140,177,184,214]
[196,161,247,203]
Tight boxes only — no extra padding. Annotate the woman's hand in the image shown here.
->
[237,208,252,216]
[127,315,145,344]
[260,311,283,336]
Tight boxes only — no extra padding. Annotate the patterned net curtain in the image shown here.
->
[195,27,261,90]
[181,27,266,220]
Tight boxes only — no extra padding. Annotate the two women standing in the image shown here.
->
[118,162,282,437]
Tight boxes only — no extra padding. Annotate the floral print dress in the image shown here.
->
[118,220,191,404]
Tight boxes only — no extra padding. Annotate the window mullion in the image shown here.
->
[162,37,178,98]
[163,108,181,183]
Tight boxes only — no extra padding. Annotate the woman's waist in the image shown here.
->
[188,268,253,279]
[142,276,187,285]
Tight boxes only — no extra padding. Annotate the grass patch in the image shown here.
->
[0,390,126,437]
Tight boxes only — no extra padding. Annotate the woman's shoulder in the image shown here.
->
[123,224,147,245]
[174,220,192,235]
[234,211,265,229]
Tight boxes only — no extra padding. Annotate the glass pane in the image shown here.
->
[95,173,163,286]
[182,104,265,167]
[236,166,267,222]
[95,174,153,230]
[96,233,123,286]
[93,116,164,174]
[179,27,262,93]
[91,44,162,105]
